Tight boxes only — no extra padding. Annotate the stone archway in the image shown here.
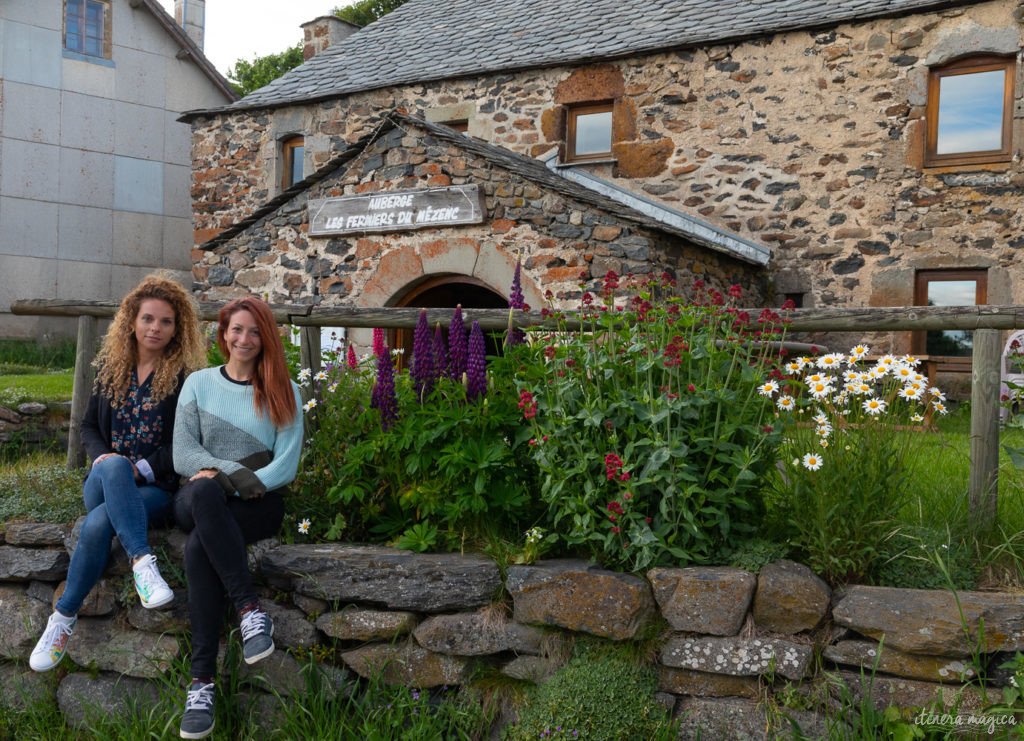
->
[391,274,508,367]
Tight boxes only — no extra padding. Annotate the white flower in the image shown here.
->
[842,370,860,383]
[850,382,873,396]
[934,402,949,415]
[808,381,833,400]
[758,380,779,397]
[805,373,827,384]
[862,397,887,415]
[816,423,832,438]
[792,458,800,467]
[849,344,869,358]
[817,353,845,370]
[929,387,946,402]
[314,370,328,382]
[525,527,544,545]
[298,518,311,534]
[802,452,824,471]
[893,364,915,382]
[877,354,897,366]
[813,411,828,425]
[899,386,923,400]
[297,369,312,382]
[776,395,796,411]
[784,361,804,374]
[900,354,920,367]
[303,399,317,412]
[911,413,924,422]
[328,383,339,393]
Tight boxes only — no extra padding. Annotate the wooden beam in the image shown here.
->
[66,316,96,471]
[969,328,1001,533]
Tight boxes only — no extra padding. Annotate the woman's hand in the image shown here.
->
[190,468,220,481]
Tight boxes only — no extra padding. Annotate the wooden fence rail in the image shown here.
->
[12,299,1024,533]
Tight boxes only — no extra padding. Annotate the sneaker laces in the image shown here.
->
[239,609,268,643]
[185,682,214,712]
[41,616,74,653]
[135,554,162,589]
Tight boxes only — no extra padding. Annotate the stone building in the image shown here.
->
[0,0,235,337]
[182,0,1024,362]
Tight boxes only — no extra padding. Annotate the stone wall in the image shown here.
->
[192,117,766,310]
[189,0,1024,329]
[0,520,1019,737]
[0,402,69,450]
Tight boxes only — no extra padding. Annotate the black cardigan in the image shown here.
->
[80,370,185,492]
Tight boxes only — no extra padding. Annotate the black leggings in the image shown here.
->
[173,478,284,679]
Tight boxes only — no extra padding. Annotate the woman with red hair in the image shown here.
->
[172,296,302,740]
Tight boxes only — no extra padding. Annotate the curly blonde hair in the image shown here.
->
[94,274,205,406]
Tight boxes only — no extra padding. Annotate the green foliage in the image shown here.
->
[291,337,538,549]
[0,463,84,523]
[723,536,791,574]
[334,0,410,27]
[0,338,76,370]
[515,274,781,571]
[765,351,948,584]
[504,641,675,741]
[0,371,74,405]
[871,527,976,590]
[227,43,304,97]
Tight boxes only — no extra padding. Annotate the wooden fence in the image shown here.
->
[12,299,1024,532]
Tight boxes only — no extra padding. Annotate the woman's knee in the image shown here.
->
[175,478,225,524]
[93,455,133,480]
[77,504,114,546]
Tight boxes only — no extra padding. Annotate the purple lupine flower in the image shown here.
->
[411,309,434,399]
[508,257,526,347]
[466,320,487,402]
[448,304,468,381]
[370,348,398,430]
[432,323,447,385]
[346,343,357,370]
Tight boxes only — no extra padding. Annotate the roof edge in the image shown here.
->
[137,0,239,103]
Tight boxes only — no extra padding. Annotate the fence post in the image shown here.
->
[66,315,97,471]
[969,328,1001,532]
[298,326,321,405]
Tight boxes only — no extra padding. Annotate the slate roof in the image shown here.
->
[183,0,976,118]
[201,111,770,265]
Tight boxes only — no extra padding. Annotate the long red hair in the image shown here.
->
[217,297,297,428]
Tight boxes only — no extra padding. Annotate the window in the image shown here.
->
[442,120,469,133]
[282,136,304,189]
[913,269,988,356]
[925,56,1014,167]
[64,0,110,59]
[565,102,613,163]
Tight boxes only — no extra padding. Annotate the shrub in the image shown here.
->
[504,641,674,741]
[763,348,949,584]
[513,272,782,570]
[0,464,84,523]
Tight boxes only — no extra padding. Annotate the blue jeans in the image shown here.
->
[55,456,171,616]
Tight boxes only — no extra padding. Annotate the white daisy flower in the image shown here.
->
[929,387,946,401]
[862,398,887,415]
[777,395,796,411]
[850,345,869,358]
[900,355,920,367]
[813,411,828,424]
[758,380,779,397]
[817,353,845,370]
[911,413,924,422]
[328,383,339,393]
[851,383,872,395]
[878,354,897,366]
[802,452,824,471]
[899,386,923,400]
[809,382,833,400]
[816,424,832,438]
[842,370,860,383]
[805,373,827,384]
[893,364,915,382]
[933,402,948,415]
[297,368,312,382]
[314,370,328,382]
[303,399,317,412]
[784,361,804,374]
[298,518,311,534]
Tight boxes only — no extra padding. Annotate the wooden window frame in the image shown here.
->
[912,269,988,358]
[565,101,614,163]
[64,0,112,59]
[281,136,304,190]
[925,56,1015,168]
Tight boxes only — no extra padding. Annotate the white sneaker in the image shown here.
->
[133,553,174,609]
[29,611,76,672]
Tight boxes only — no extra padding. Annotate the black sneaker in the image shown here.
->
[179,680,214,739]
[239,605,274,665]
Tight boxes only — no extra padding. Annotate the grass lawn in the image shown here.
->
[0,371,74,406]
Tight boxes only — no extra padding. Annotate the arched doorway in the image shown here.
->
[391,274,508,368]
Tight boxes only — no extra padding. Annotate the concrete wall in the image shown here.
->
[0,0,231,338]
[189,0,1024,355]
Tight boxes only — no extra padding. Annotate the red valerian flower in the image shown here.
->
[728,285,742,299]
[687,384,696,392]
[781,298,796,310]
[604,453,624,480]
[612,526,620,534]
[518,390,537,419]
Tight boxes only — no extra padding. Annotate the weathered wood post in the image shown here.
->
[969,328,1001,532]
[298,326,321,405]
[66,315,97,470]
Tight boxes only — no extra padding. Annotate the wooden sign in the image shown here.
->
[308,185,486,236]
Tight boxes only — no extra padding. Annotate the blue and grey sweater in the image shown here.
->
[173,367,303,497]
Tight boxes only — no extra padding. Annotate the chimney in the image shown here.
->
[300,16,359,61]
[174,0,206,50]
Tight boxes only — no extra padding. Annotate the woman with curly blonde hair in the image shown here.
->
[30,274,205,673]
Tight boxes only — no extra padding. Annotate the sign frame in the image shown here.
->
[308,184,486,237]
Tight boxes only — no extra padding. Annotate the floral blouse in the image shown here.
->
[110,370,163,463]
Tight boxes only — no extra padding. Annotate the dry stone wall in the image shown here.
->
[0,525,1019,737]
[190,0,1024,321]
